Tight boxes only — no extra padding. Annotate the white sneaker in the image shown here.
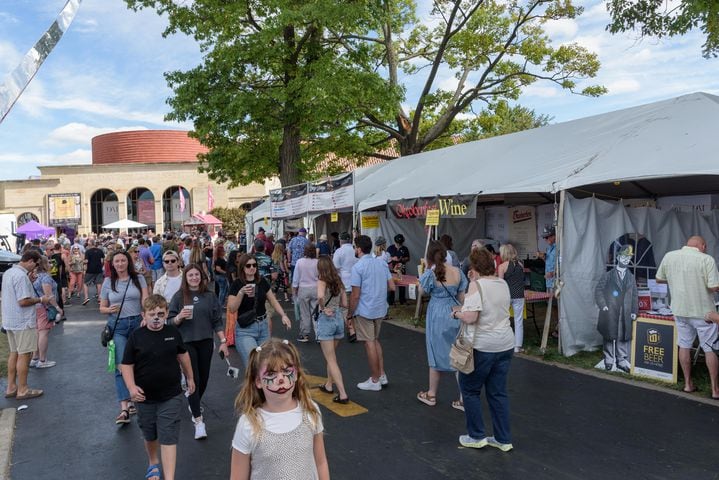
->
[379,374,388,386]
[36,360,56,369]
[486,436,513,452]
[357,377,382,391]
[29,359,39,368]
[193,419,207,440]
[459,435,488,449]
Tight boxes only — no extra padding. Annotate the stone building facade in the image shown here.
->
[0,130,275,234]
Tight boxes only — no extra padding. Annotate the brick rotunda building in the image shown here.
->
[0,130,274,235]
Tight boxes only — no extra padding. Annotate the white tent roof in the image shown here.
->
[358,92,719,210]
[103,219,147,229]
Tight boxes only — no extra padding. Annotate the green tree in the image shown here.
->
[125,0,401,187]
[127,0,603,183]
[607,0,719,58]
[210,207,247,236]
[354,0,604,159]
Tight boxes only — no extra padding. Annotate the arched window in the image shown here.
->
[90,189,118,233]
[17,212,39,226]
[606,233,657,285]
[127,188,156,231]
[163,186,191,232]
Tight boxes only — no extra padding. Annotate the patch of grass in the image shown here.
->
[390,298,713,397]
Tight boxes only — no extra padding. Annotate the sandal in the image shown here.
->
[348,332,357,343]
[145,463,161,480]
[416,391,437,406]
[316,384,334,394]
[128,404,137,415]
[332,395,350,404]
[452,400,465,412]
[115,409,131,425]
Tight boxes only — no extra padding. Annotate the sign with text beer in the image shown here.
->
[308,173,354,213]
[387,195,477,220]
[630,317,677,383]
[270,183,309,219]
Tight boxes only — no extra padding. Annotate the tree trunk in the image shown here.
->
[279,123,301,186]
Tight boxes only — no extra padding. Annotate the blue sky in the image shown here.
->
[1,0,718,181]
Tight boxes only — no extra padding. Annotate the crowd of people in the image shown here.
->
[1,226,553,479]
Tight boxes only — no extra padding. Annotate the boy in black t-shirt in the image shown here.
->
[120,295,195,480]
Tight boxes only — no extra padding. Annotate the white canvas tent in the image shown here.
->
[353,92,719,356]
[103,219,147,230]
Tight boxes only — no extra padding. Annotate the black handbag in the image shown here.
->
[312,293,335,322]
[100,279,131,347]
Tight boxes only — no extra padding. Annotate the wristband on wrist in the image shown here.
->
[220,338,227,344]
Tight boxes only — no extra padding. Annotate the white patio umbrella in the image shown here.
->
[102,219,147,229]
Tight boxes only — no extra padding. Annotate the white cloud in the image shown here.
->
[523,84,560,98]
[0,148,91,169]
[544,19,578,39]
[606,78,641,95]
[0,41,21,74]
[72,18,98,34]
[44,123,149,146]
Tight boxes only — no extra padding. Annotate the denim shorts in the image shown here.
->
[316,310,345,341]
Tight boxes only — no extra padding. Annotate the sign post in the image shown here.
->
[414,210,440,320]
[630,317,678,383]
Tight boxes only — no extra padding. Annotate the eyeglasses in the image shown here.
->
[164,258,178,264]
[245,263,257,269]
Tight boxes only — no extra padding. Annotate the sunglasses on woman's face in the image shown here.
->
[164,258,178,264]
[244,263,257,269]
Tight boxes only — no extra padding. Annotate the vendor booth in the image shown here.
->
[16,220,54,240]
[184,212,223,237]
[354,92,719,356]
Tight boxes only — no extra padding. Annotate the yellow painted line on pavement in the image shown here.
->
[305,374,368,417]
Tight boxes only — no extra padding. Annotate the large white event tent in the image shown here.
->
[356,92,719,355]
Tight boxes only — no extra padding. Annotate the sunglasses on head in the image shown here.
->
[245,263,257,268]
[164,258,178,264]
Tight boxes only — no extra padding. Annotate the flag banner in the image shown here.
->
[387,195,477,220]
[307,173,354,213]
[179,187,185,213]
[270,183,309,219]
[0,0,82,124]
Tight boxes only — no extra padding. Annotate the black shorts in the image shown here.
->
[136,394,183,445]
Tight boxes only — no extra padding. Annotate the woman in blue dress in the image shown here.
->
[417,240,468,410]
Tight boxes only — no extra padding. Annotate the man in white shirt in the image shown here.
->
[333,232,358,341]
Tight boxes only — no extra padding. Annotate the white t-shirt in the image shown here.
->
[461,278,515,352]
[232,402,323,454]
[182,249,191,267]
[163,275,183,303]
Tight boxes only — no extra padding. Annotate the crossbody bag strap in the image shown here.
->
[439,280,461,306]
[109,279,132,336]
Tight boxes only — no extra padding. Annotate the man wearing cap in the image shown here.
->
[334,232,358,341]
[656,235,719,397]
[594,245,638,372]
[541,226,557,293]
[387,234,410,305]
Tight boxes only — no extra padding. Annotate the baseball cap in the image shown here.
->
[541,226,556,238]
[299,227,307,233]
[375,236,387,246]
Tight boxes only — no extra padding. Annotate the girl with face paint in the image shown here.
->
[230,339,329,480]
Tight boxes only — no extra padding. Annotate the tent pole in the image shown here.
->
[540,190,565,353]
[352,171,357,233]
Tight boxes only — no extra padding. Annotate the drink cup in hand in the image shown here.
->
[247,284,256,298]
[183,305,194,319]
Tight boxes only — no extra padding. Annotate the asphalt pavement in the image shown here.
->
[2,298,719,479]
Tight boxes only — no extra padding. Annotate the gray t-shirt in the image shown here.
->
[101,276,147,318]
[1,264,37,330]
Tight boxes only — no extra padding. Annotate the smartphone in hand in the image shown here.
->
[219,350,225,360]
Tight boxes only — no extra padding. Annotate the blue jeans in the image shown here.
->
[235,319,270,368]
[216,274,228,306]
[458,348,513,443]
[316,310,345,340]
[110,315,142,402]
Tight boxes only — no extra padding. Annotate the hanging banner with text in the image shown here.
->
[47,193,81,226]
[631,317,677,383]
[270,183,309,219]
[308,173,354,213]
[387,195,477,220]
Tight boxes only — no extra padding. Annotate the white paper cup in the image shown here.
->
[247,284,256,298]
[184,305,194,319]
